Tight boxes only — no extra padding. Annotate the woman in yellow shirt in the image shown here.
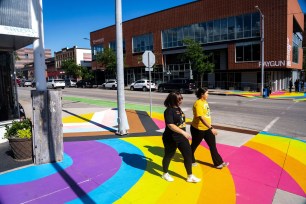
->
[190,88,229,169]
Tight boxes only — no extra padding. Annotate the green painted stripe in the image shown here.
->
[63,96,165,113]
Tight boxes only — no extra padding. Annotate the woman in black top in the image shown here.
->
[161,92,201,183]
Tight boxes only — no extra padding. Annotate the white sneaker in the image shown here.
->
[187,174,201,183]
[162,173,174,182]
[216,162,229,169]
[192,162,198,167]
[222,162,229,167]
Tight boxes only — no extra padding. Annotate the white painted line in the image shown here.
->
[263,117,280,132]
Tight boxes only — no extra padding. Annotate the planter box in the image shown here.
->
[9,138,32,161]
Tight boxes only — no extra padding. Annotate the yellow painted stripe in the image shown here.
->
[62,113,94,123]
[118,137,236,203]
[245,136,306,193]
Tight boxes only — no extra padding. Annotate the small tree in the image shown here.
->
[183,39,214,87]
[96,47,116,78]
[82,67,94,81]
[61,60,83,79]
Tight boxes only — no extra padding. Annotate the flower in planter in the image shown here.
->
[4,118,32,139]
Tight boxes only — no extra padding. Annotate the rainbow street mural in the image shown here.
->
[0,109,305,203]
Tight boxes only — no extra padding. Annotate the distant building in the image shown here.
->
[54,46,92,79]
[16,48,52,79]
[90,0,304,91]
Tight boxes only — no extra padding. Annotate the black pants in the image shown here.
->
[190,125,223,166]
[162,134,192,175]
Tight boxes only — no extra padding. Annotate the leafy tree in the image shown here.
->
[183,39,215,87]
[96,47,116,77]
[61,60,83,78]
[81,67,94,80]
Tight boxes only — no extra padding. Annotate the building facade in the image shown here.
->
[0,0,40,141]
[90,0,304,91]
[16,48,52,79]
[53,46,92,79]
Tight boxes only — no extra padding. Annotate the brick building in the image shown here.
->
[15,48,52,79]
[54,46,92,79]
[90,0,304,91]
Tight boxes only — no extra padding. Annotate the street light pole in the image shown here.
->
[255,6,264,97]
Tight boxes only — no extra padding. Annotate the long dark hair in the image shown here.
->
[164,92,182,108]
[195,87,208,99]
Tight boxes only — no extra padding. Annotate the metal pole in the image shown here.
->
[255,6,264,97]
[115,0,129,135]
[32,0,47,91]
[148,52,152,117]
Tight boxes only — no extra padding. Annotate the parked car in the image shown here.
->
[130,79,156,91]
[21,80,32,87]
[158,78,196,93]
[102,80,117,89]
[47,79,65,89]
[65,79,77,87]
[76,80,93,88]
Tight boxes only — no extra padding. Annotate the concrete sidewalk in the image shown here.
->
[0,97,305,203]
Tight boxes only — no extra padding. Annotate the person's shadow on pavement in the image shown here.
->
[119,152,185,180]
[144,145,184,162]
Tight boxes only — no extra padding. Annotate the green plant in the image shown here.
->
[4,118,32,139]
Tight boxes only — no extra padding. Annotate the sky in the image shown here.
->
[42,0,195,55]
[42,0,306,56]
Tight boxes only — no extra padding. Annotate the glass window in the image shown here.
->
[236,15,243,39]
[132,33,153,53]
[236,46,243,62]
[109,41,126,52]
[220,18,228,40]
[292,33,301,63]
[244,14,252,38]
[228,17,235,40]
[213,19,221,41]
[236,42,260,62]
[253,43,260,61]
[244,44,252,61]
[161,12,259,49]
[207,21,214,42]
[177,27,184,46]
[92,45,103,60]
[252,13,260,37]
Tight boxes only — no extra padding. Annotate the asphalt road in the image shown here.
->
[18,87,306,140]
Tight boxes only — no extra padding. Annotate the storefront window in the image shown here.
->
[0,52,19,122]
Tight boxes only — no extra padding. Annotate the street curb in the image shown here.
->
[186,122,259,135]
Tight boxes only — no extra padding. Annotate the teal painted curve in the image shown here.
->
[0,153,73,185]
[67,138,146,204]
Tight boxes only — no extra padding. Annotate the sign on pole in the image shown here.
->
[142,50,155,68]
[142,51,155,117]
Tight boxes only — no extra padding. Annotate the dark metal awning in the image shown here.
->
[0,34,37,51]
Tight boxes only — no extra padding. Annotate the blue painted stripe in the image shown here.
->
[67,139,146,204]
[0,153,73,185]
[259,131,306,143]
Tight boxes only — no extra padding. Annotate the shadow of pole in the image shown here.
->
[62,109,117,133]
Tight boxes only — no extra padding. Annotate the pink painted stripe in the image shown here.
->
[152,118,165,129]
[278,168,306,197]
[226,146,305,203]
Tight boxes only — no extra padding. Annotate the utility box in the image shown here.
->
[31,90,63,164]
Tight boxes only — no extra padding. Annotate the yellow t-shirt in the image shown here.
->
[191,99,211,130]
